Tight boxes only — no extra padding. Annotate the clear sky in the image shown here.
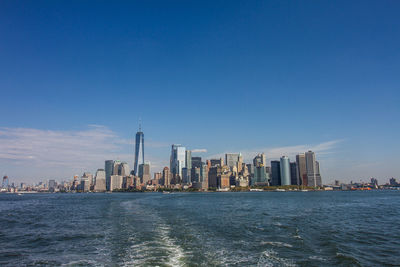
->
[1,1,399,184]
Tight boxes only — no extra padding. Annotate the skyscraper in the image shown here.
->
[290,162,299,185]
[133,124,144,176]
[252,166,269,186]
[113,160,121,176]
[185,150,192,170]
[139,163,151,184]
[296,153,307,186]
[253,153,267,167]
[305,151,322,187]
[280,156,291,186]
[110,175,123,191]
[170,144,186,178]
[49,179,56,192]
[119,162,130,176]
[105,160,114,191]
[2,176,9,189]
[237,153,243,173]
[193,163,208,190]
[162,167,171,187]
[80,174,91,192]
[271,161,281,186]
[315,160,322,187]
[225,153,240,170]
[210,158,224,167]
[94,169,106,192]
[191,157,202,168]
[183,150,192,183]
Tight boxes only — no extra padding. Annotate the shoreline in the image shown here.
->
[2,188,399,194]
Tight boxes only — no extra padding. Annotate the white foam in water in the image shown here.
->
[121,200,186,267]
[157,224,186,266]
[260,241,294,248]
[309,255,327,261]
[257,249,297,267]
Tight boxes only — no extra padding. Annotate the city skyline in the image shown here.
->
[0,123,396,184]
[1,1,400,183]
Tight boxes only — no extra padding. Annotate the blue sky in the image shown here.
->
[1,1,399,184]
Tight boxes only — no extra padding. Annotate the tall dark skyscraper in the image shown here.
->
[290,162,299,185]
[271,161,281,186]
[133,123,144,176]
[105,160,114,191]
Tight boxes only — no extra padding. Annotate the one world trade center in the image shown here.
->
[133,124,144,176]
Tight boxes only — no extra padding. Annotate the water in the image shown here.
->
[0,191,399,266]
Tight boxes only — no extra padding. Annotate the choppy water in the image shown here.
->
[0,191,399,266]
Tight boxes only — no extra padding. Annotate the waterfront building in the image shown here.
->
[154,172,162,184]
[139,163,151,184]
[208,165,230,189]
[280,156,291,186]
[110,175,123,191]
[242,164,250,177]
[133,176,141,189]
[270,161,281,186]
[191,167,200,183]
[185,150,192,170]
[251,165,269,186]
[81,172,92,192]
[162,167,171,187]
[2,176,9,189]
[105,160,114,191]
[315,160,322,187]
[296,153,307,186]
[253,153,267,167]
[82,172,93,187]
[182,167,190,184]
[170,144,186,177]
[71,175,80,190]
[122,175,134,189]
[237,153,243,173]
[193,163,208,190]
[49,180,56,192]
[246,163,254,185]
[119,162,130,177]
[80,175,91,192]
[265,166,271,176]
[184,150,192,183]
[208,166,219,188]
[225,153,240,171]
[113,160,121,176]
[219,173,230,189]
[94,169,106,192]
[290,162,299,185]
[252,166,269,186]
[236,176,249,187]
[133,125,144,176]
[305,151,322,187]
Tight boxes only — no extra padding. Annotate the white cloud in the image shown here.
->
[0,126,120,166]
[207,139,343,162]
[0,126,168,182]
[192,148,207,153]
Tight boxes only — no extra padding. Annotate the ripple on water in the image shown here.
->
[258,249,297,267]
[1,192,400,266]
[260,241,294,248]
